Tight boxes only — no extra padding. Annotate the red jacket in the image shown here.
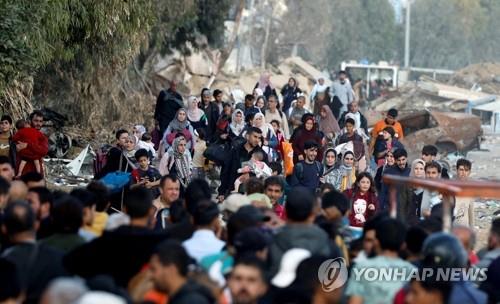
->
[12,128,49,175]
[344,189,379,227]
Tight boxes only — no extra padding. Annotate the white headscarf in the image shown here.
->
[252,112,275,139]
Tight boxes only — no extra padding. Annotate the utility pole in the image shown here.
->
[404,0,411,69]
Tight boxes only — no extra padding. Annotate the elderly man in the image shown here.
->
[330,70,354,117]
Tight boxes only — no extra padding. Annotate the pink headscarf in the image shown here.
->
[257,72,273,90]
[319,105,341,135]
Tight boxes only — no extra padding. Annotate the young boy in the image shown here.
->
[454,158,474,227]
[131,149,161,197]
[13,119,41,177]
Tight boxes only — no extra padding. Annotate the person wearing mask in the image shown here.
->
[330,70,354,117]
[289,141,323,193]
[155,80,184,135]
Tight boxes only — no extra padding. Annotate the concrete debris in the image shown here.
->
[398,110,482,160]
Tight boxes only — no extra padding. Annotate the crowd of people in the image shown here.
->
[0,72,499,304]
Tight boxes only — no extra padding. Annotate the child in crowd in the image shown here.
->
[270,119,285,161]
[136,133,156,160]
[13,119,41,177]
[238,150,272,179]
[344,172,378,227]
[192,128,208,180]
[131,148,161,197]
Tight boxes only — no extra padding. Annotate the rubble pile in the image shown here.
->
[449,62,500,95]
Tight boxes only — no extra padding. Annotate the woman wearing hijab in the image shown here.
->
[163,108,195,152]
[318,105,340,146]
[159,135,192,188]
[254,72,277,100]
[265,94,290,139]
[398,158,426,225]
[321,148,338,186]
[313,88,331,117]
[228,109,246,140]
[251,112,278,162]
[186,96,208,131]
[290,113,323,163]
[280,77,302,113]
[330,151,357,192]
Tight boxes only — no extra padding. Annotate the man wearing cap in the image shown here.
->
[330,70,354,117]
[370,108,404,155]
[289,141,323,193]
[200,88,220,142]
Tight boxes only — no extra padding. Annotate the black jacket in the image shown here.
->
[64,225,169,287]
[155,89,184,134]
[200,101,220,142]
[169,280,215,304]
[2,242,66,304]
[218,141,268,196]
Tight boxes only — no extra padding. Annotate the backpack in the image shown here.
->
[294,161,322,181]
[93,144,113,176]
